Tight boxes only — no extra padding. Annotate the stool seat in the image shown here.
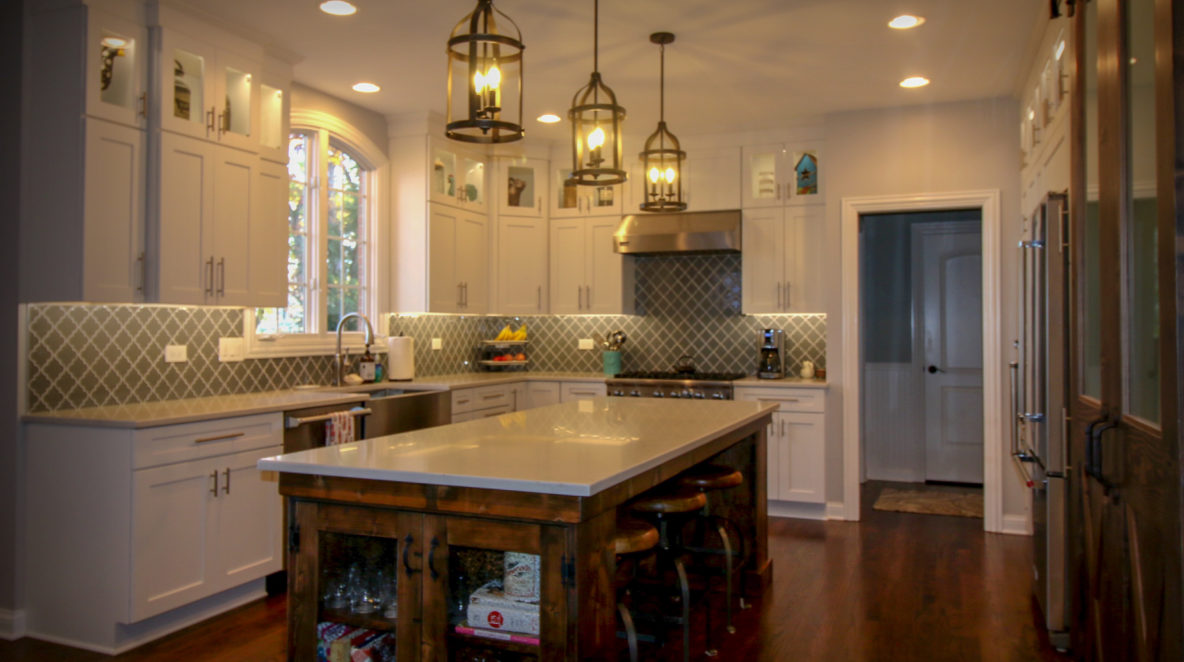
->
[612,519,660,556]
[630,490,707,515]
[679,464,744,491]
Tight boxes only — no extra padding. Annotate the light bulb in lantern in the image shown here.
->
[648,167,661,183]
[663,167,676,184]
[587,126,605,150]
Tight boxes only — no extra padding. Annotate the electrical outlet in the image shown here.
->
[431,338,443,350]
[578,338,594,350]
[164,344,188,363]
[218,337,244,362]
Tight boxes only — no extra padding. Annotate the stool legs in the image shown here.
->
[618,602,640,662]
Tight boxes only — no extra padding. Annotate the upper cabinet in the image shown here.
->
[429,140,488,212]
[741,206,825,314]
[495,155,547,218]
[428,205,490,314]
[86,5,149,129]
[549,144,622,217]
[742,142,823,208]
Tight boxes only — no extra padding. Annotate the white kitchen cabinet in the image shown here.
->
[741,142,823,208]
[24,413,284,652]
[249,159,289,306]
[560,381,607,402]
[550,216,635,314]
[256,65,291,165]
[429,204,490,313]
[741,206,825,313]
[154,131,277,306]
[86,4,149,129]
[549,161,622,217]
[735,386,826,504]
[429,141,488,212]
[496,215,548,314]
[526,381,561,409]
[495,155,547,217]
[451,384,513,422]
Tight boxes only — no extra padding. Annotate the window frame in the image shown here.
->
[245,109,389,358]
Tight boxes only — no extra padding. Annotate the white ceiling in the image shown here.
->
[180,0,1047,142]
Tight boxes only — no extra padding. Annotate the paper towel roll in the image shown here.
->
[386,336,415,380]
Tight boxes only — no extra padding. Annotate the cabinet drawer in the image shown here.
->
[133,413,282,469]
[560,382,607,402]
[734,387,824,413]
[452,385,511,414]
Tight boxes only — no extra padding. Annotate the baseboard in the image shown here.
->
[1000,514,1032,536]
[769,500,827,520]
[0,608,27,640]
[825,501,849,521]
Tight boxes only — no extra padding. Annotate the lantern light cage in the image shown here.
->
[568,0,627,186]
[639,31,686,212]
[446,0,524,144]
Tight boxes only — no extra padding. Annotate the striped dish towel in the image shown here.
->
[326,410,356,445]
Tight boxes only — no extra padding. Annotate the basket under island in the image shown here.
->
[258,397,777,661]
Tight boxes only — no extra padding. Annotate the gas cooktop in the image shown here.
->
[610,371,747,382]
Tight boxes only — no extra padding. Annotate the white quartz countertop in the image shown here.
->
[258,397,778,497]
[21,390,370,429]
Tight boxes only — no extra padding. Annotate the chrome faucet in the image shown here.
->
[335,312,376,386]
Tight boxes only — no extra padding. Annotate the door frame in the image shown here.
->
[840,189,1007,532]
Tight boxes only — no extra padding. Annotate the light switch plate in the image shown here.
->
[218,337,244,362]
[164,344,187,363]
[578,338,594,350]
[431,338,443,350]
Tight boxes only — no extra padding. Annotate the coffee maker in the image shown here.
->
[758,328,785,379]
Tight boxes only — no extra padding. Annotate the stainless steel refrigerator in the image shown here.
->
[1010,191,1070,652]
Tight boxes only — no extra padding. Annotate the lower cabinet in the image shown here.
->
[288,500,568,661]
[734,386,826,503]
[525,381,560,409]
[559,381,606,402]
[451,384,514,423]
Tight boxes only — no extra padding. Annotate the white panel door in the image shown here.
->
[777,412,825,503]
[766,417,782,501]
[83,118,143,302]
[428,206,459,312]
[685,146,741,212]
[783,206,825,313]
[211,48,259,153]
[159,28,214,141]
[549,219,585,313]
[497,216,548,314]
[741,143,784,208]
[211,146,254,305]
[741,208,784,313]
[131,456,217,621]
[585,216,623,314]
[920,228,984,483]
[250,158,288,307]
[455,210,489,313]
[211,447,282,591]
[85,8,147,128]
[496,157,546,218]
[157,131,212,304]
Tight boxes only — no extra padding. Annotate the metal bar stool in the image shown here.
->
[607,518,660,662]
[629,489,708,662]
[678,463,747,638]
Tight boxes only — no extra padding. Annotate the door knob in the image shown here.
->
[927,365,944,374]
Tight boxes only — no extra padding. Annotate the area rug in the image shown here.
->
[872,485,984,518]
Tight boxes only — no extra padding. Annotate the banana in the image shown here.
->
[496,324,512,341]
[512,323,527,341]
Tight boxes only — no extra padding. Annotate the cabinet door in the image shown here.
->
[455,210,489,313]
[741,143,785,208]
[428,206,460,313]
[741,208,785,313]
[250,158,288,307]
[549,219,585,313]
[496,157,546,217]
[211,146,255,305]
[257,78,289,164]
[549,165,583,217]
[783,206,825,313]
[685,146,741,212]
[497,216,547,314]
[765,417,781,500]
[85,8,146,128]
[131,455,219,621]
[429,144,487,211]
[526,381,560,409]
[84,118,144,302]
[211,446,283,592]
[585,216,625,314]
[159,28,214,141]
[560,381,606,402]
[212,48,259,152]
[157,131,213,304]
[776,412,825,503]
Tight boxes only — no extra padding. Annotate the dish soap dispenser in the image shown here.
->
[358,344,377,382]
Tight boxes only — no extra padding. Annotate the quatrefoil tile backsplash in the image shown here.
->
[26,254,826,412]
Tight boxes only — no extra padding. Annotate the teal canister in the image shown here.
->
[602,350,621,376]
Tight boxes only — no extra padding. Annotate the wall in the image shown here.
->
[1,0,20,633]
[291,83,388,157]
[823,97,1025,520]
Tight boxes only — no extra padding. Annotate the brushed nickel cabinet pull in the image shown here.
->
[209,470,219,497]
[206,107,215,135]
[217,258,226,296]
[194,431,245,444]
[222,467,231,495]
[205,257,215,296]
[137,92,147,119]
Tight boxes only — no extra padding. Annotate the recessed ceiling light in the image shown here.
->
[899,76,930,88]
[352,82,380,93]
[319,1,357,16]
[537,114,561,124]
[888,15,925,29]
[100,36,128,48]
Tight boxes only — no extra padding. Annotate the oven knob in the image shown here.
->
[612,389,624,396]
[630,390,641,397]
[681,390,692,399]
[653,391,664,398]
[711,393,725,400]
[694,392,706,399]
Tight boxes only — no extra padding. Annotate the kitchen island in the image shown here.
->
[259,397,776,661]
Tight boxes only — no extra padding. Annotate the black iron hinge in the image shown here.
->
[288,519,300,554]
[560,554,576,588]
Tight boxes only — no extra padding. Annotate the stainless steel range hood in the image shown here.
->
[613,210,742,255]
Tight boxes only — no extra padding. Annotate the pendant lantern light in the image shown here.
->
[568,0,626,186]
[446,0,524,144]
[639,32,685,212]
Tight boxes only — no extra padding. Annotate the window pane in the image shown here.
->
[288,134,309,183]
[328,190,343,237]
[289,233,306,283]
[343,288,359,321]
[254,307,277,335]
[289,181,306,234]
[342,192,359,239]
[283,284,306,333]
[343,235,359,286]
[328,238,342,285]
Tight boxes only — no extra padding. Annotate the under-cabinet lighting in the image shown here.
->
[352,82,381,93]
[537,114,561,124]
[888,15,925,29]
[319,1,357,16]
[899,76,930,88]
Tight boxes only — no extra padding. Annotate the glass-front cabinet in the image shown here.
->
[741,142,823,208]
[496,156,547,218]
[290,501,565,662]
[86,8,147,128]
[158,27,260,152]
[549,165,621,217]
[430,143,488,212]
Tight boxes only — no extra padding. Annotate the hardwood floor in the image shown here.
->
[0,483,1068,661]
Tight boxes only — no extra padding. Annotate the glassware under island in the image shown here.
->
[258,397,777,661]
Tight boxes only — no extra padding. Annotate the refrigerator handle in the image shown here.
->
[1085,415,1119,491]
